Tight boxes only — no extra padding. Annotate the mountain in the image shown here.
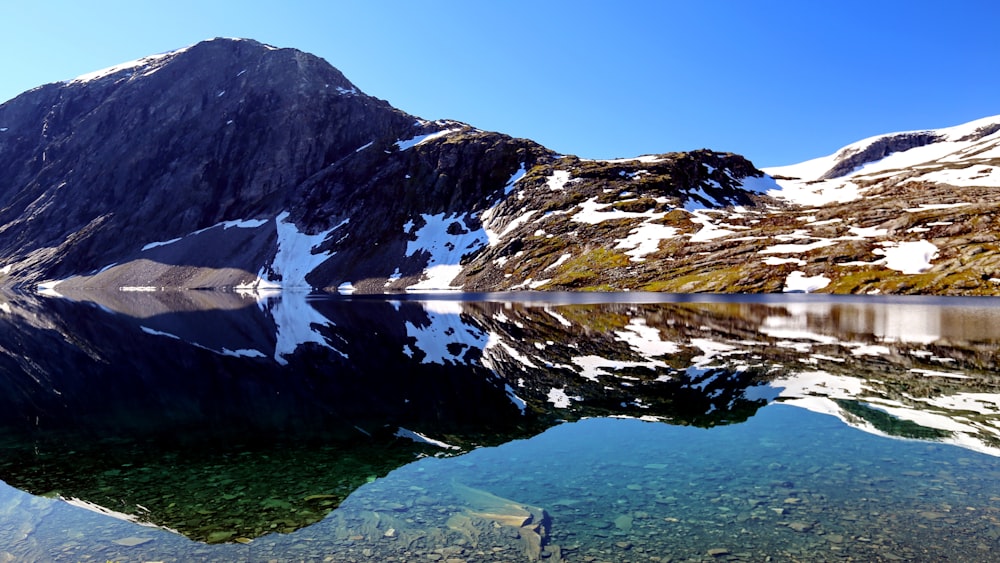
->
[766,115,1000,205]
[756,116,1000,294]
[2,37,999,295]
[0,38,776,294]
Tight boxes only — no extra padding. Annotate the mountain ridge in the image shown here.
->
[3,37,1000,295]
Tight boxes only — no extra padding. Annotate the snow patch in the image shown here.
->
[141,237,182,251]
[37,280,64,297]
[547,388,573,408]
[614,318,681,357]
[874,240,938,274]
[67,49,183,83]
[571,197,660,225]
[546,170,571,191]
[504,164,527,195]
[505,384,527,414]
[545,253,573,271]
[596,155,663,164]
[405,213,487,291]
[783,271,831,293]
[268,212,339,289]
[222,348,267,358]
[848,226,888,238]
[614,222,679,261]
[760,239,837,254]
[140,326,181,339]
[571,354,667,382]
[688,212,735,242]
[404,306,487,365]
[396,128,460,151]
[191,218,270,236]
[908,166,1000,188]
[905,203,970,212]
[395,428,460,450]
[737,174,782,194]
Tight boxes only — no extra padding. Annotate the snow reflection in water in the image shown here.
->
[0,292,998,561]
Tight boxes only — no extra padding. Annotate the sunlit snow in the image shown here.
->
[595,155,664,164]
[571,197,661,225]
[688,212,735,242]
[547,388,573,408]
[614,222,678,261]
[760,239,837,254]
[874,240,938,274]
[546,170,571,191]
[545,253,573,271]
[395,129,460,151]
[67,50,180,83]
[783,271,831,293]
[503,164,527,195]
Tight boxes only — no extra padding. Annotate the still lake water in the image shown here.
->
[1,291,1000,561]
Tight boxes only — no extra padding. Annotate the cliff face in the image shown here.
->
[0,39,423,285]
[4,38,1000,295]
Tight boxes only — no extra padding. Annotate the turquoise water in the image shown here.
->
[4,406,1000,561]
[1,292,1000,561]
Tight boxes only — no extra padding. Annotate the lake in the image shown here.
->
[1,290,999,562]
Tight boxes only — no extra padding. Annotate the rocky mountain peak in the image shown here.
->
[0,38,418,283]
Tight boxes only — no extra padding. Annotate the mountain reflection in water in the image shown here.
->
[0,291,999,560]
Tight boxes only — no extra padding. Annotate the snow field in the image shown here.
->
[404,213,488,291]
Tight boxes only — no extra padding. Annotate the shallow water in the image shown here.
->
[0,291,999,561]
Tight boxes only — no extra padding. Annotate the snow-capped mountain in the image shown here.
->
[765,115,1000,206]
[2,38,1000,295]
[0,38,776,294]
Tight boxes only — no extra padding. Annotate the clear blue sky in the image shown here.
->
[2,0,998,167]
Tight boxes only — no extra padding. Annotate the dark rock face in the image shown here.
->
[0,38,415,284]
[820,132,942,179]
